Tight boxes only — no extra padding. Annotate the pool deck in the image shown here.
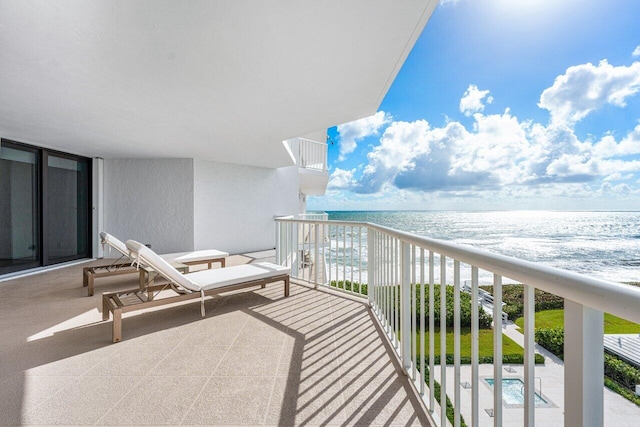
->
[440,322,640,426]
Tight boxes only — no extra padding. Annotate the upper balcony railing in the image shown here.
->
[285,137,328,172]
[298,211,329,221]
[274,216,640,427]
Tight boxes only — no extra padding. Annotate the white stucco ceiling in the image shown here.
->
[0,0,436,168]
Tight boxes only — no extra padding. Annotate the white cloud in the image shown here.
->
[439,0,460,5]
[539,59,640,125]
[460,84,493,116]
[328,168,356,190]
[633,46,640,57]
[352,107,640,195]
[604,172,633,181]
[336,111,390,161]
[312,58,640,209]
[593,124,640,157]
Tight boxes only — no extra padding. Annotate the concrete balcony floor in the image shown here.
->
[0,252,432,426]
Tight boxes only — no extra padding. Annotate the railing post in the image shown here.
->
[428,251,435,410]
[471,267,479,426]
[493,274,503,427]
[298,138,304,167]
[564,300,604,427]
[453,260,461,427]
[314,223,319,287]
[420,247,425,395]
[440,255,447,427]
[275,220,281,265]
[368,228,374,306]
[400,241,411,374]
[524,284,535,427]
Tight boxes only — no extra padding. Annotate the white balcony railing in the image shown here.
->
[298,212,329,221]
[286,137,328,171]
[275,217,640,427]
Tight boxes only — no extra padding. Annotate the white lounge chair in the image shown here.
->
[83,232,229,296]
[101,240,290,342]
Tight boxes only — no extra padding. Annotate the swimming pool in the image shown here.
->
[485,378,547,406]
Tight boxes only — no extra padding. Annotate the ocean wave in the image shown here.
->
[326,210,640,282]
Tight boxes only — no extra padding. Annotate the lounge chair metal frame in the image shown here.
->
[83,260,135,294]
[102,274,289,342]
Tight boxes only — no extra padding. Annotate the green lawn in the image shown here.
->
[514,309,640,334]
[414,327,524,358]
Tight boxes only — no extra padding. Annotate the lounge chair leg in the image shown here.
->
[112,309,122,343]
[102,295,110,321]
[82,267,89,287]
[88,274,94,297]
[284,277,290,297]
[139,270,146,291]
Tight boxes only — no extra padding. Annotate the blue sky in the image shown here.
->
[308,0,640,211]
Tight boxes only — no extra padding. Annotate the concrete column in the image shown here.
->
[92,157,104,259]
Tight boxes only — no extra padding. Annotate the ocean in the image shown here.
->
[324,210,640,284]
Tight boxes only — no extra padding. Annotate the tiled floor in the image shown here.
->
[0,255,432,426]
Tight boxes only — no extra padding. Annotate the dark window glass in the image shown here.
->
[46,155,90,263]
[0,140,91,274]
[0,144,40,273]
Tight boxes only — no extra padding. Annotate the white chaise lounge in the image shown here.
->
[101,240,290,342]
[83,232,229,296]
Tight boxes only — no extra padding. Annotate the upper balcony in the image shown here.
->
[285,137,329,195]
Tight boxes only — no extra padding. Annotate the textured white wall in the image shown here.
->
[193,160,299,254]
[104,158,194,253]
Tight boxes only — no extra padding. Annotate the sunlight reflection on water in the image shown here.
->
[325,211,640,284]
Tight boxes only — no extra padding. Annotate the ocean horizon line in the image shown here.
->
[312,209,640,213]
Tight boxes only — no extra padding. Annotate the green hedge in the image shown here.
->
[481,285,564,321]
[430,353,545,365]
[535,326,640,406]
[329,280,368,295]
[605,378,640,407]
[604,353,640,391]
[411,285,493,329]
[330,281,493,329]
[534,327,564,359]
[421,364,468,427]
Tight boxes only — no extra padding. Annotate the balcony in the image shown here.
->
[275,217,640,427]
[285,138,329,196]
[2,217,638,426]
[0,251,431,426]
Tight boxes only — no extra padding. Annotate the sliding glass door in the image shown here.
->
[0,142,40,273]
[0,140,91,275]
[45,153,91,263]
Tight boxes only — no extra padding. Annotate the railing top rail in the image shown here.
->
[295,137,327,146]
[275,216,640,324]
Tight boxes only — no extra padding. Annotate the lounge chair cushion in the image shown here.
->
[184,262,290,291]
[162,249,229,264]
[127,239,290,294]
[100,232,131,258]
[126,240,200,292]
[100,232,229,264]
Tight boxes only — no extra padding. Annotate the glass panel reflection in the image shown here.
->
[47,155,89,262]
[0,145,39,272]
